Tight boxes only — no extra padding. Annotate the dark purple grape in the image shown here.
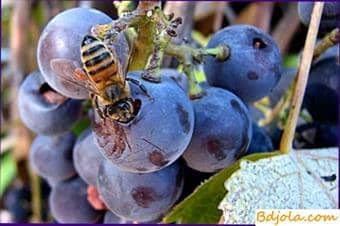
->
[303,57,339,124]
[204,25,282,102]
[161,68,189,93]
[243,122,273,156]
[303,84,338,124]
[3,185,31,223]
[183,87,252,173]
[298,2,340,33]
[49,177,103,223]
[97,159,183,222]
[92,71,194,173]
[29,132,77,181]
[37,8,126,99]
[73,128,104,186]
[18,71,82,135]
[294,122,338,149]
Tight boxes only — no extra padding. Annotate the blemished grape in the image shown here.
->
[294,122,338,149]
[73,128,105,186]
[37,7,121,99]
[204,25,282,103]
[29,132,77,182]
[92,71,194,173]
[49,177,103,223]
[18,71,82,135]
[243,122,273,156]
[298,2,340,33]
[97,159,183,222]
[183,87,252,173]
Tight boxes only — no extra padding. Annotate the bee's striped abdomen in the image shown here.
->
[80,35,117,86]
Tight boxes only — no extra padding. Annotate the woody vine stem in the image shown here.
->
[92,1,229,99]
[279,2,324,154]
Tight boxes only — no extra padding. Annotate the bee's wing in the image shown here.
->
[50,58,99,95]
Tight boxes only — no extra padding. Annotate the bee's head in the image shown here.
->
[105,99,136,124]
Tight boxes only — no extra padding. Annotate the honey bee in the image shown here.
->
[51,34,149,123]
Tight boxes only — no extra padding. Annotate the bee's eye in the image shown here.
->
[106,105,117,115]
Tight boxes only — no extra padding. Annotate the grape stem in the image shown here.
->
[93,1,230,99]
[165,42,229,98]
[279,2,324,154]
[312,28,339,62]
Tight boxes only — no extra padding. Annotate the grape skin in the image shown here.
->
[204,25,282,103]
[73,128,105,186]
[97,159,183,222]
[29,132,77,182]
[183,87,252,173]
[49,177,103,223]
[18,71,82,135]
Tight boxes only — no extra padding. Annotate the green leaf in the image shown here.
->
[163,151,281,224]
[0,152,17,197]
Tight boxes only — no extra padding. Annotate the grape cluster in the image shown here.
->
[19,5,289,223]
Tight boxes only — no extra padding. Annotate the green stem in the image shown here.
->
[279,2,324,154]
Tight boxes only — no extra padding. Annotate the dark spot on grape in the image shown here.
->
[176,103,190,134]
[131,187,158,208]
[206,139,226,160]
[321,174,336,182]
[230,100,250,158]
[148,150,168,167]
[247,71,259,80]
[253,37,267,49]
[92,118,130,158]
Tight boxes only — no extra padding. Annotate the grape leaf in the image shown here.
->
[219,147,338,224]
[163,151,281,224]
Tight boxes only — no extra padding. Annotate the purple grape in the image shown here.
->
[204,25,282,102]
[29,132,77,181]
[303,57,339,123]
[92,71,194,173]
[97,159,183,222]
[49,177,103,223]
[18,71,82,135]
[294,122,338,149]
[298,2,340,33]
[243,122,273,156]
[37,7,128,99]
[161,68,189,93]
[73,128,105,186]
[183,87,252,173]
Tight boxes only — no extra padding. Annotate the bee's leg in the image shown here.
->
[126,77,153,100]
[91,94,105,121]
